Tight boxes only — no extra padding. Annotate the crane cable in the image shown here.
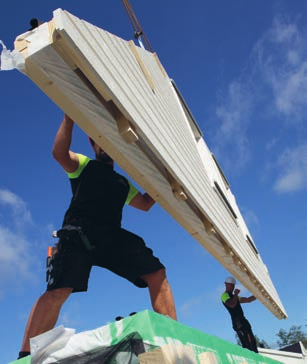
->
[121,0,154,53]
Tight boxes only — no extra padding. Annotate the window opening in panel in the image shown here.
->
[211,153,230,189]
[214,181,237,220]
[246,234,259,255]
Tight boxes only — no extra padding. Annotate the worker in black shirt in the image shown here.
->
[18,114,177,359]
[221,276,258,353]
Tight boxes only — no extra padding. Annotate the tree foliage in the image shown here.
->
[235,334,270,348]
[234,324,307,350]
[255,335,270,349]
[276,324,307,348]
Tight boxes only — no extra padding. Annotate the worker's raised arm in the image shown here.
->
[52,114,79,173]
[225,288,240,308]
[129,192,156,211]
[240,295,256,304]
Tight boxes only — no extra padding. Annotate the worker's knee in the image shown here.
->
[43,287,72,305]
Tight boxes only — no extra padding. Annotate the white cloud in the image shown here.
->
[274,143,307,193]
[270,17,299,44]
[0,188,32,228]
[212,14,307,194]
[241,208,259,234]
[213,81,252,173]
[59,301,82,327]
[254,16,307,124]
[180,296,203,317]
[0,226,34,278]
[0,188,38,297]
[180,285,224,318]
[265,137,279,151]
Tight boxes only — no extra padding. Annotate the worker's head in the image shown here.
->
[225,276,236,286]
[88,136,114,165]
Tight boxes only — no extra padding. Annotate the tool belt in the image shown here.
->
[46,244,60,284]
[46,225,95,284]
[54,225,96,250]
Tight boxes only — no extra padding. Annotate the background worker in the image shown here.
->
[18,113,177,359]
[221,276,258,353]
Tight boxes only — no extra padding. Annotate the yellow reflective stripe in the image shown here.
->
[221,292,241,303]
[126,180,139,204]
[67,154,91,179]
[221,292,230,303]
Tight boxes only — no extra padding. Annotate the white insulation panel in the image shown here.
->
[14,9,286,319]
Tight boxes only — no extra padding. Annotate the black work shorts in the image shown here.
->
[232,316,252,332]
[46,227,165,293]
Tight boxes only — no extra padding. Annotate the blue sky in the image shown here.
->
[1,1,307,362]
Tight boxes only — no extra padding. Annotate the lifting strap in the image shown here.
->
[121,0,154,52]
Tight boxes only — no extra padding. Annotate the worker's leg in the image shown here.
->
[20,287,72,352]
[246,330,259,353]
[237,329,249,349]
[141,268,177,320]
[239,318,258,353]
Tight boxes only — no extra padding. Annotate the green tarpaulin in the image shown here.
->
[10,310,282,364]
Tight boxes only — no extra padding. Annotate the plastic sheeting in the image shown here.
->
[10,310,282,364]
[55,332,152,364]
[0,40,25,72]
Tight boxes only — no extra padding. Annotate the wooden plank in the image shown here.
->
[14,9,287,319]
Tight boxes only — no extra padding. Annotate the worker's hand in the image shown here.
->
[234,288,240,295]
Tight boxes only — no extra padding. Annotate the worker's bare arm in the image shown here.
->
[129,192,156,211]
[52,114,79,173]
